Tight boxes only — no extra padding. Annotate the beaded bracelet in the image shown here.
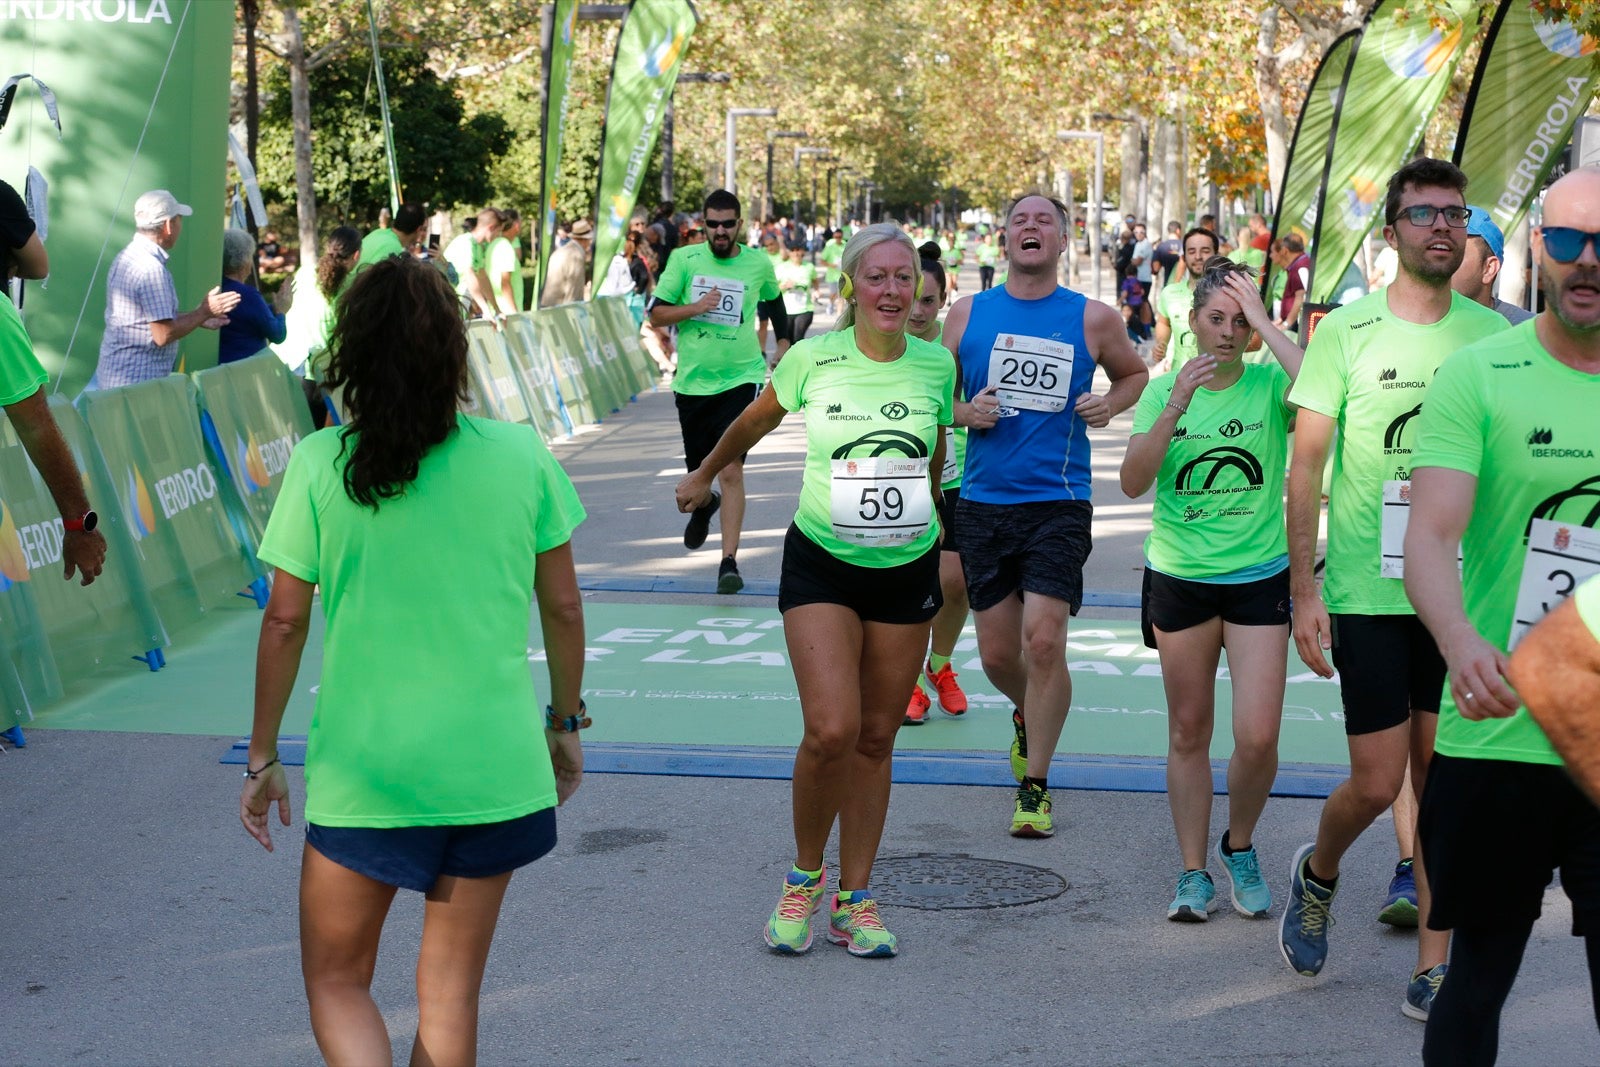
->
[243,756,281,780]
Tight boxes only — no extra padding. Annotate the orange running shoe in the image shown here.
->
[904,685,931,725]
[925,661,968,716]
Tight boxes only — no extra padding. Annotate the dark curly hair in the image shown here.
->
[321,256,470,509]
[316,226,363,300]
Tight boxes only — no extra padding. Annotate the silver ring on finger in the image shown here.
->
[1464,691,1475,702]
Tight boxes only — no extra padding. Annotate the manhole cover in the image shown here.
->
[869,852,1068,910]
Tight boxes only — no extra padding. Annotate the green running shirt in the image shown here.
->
[654,243,781,396]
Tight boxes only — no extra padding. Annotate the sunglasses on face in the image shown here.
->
[1541,227,1600,264]
[703,219,740,230]
[1392,205,1470,228]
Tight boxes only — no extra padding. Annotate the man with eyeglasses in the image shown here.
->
[650,189,789,594]
[1279,158,1508,1022]
[1402,166,1600,1064]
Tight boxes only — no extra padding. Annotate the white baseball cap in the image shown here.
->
[133,189,193,229]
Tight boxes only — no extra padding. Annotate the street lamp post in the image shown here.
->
[861,181,878,225]
[725,107,777,198]
[1058,130,1106,302]
[795,146,830,259]
[764,130,806,221]
[661,71,729,203]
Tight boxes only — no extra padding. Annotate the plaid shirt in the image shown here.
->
[94,234,180,388]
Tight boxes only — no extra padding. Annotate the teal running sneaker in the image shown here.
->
[827,890,898,958]
[1168,869,1217,922]
[1403,963,1447,1022]
[1279,843,1337,976]
[1010,780,1053,837]
[1379,859,1419,928]
[763,865,827,954]
[1216,838,1273,918]
[1009,708,1028,783]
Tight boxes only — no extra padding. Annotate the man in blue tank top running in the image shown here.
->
[946,193,1149,837]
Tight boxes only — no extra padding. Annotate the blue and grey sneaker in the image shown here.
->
[1403,963,1448,1022]
[1216,838,1273,918]
[1379,859,1419,928]
[1279,843,1336,976]
[1167,869,1217,923]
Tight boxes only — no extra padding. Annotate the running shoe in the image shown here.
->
[1379,859,1419,928]
[1009,708,1028,783]
[925,661,968,716]
[827,891,898,957]
[1216,838,1273,918]
[904,685,931,726]
[1279,843,1337,977]
[763,865,828,954]
[717,556,744,595]
[683,490,720,550]
[1010,780,1053,837]
[1167,869,1217,923]
[1402,963,1447,1022]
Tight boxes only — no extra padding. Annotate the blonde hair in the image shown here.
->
[836,222,921,332]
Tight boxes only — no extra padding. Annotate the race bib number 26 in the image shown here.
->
[690,275,744,327]
[987,333,1073,412]
[1510,519,1600,649]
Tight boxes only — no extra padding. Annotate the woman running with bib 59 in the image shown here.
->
[677,224,955,958]
[1121,256,1305,923]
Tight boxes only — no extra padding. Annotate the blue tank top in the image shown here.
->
[959,285,1094,503]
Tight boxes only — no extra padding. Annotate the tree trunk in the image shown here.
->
[1147,119,1169,236]
[1164,113,1186,230]
[1119,124,1140,221]
[1256,6,1292,204]
[282,1,318,257]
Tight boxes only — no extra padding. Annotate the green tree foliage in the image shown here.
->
[256,46,511,228]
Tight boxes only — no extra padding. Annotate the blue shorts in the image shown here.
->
[307,806,557,893]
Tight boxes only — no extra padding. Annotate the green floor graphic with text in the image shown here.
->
[30,601,1351,766]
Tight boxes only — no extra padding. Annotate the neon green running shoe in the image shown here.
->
[827,890,898,958]
[763,865,827,954]
[1009,708,1028,783]
[1010,780,1053,837]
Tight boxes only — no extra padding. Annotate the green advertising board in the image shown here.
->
[0,1,235,393]
[78,375,257,628]
[504,314,572,441]
[592,296,656,395]
[570,302,629,413]
[466,322,535,427]
[538,306,599,426]
[192,353,314,545]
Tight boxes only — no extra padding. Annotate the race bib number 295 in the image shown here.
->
[987,333,1073,412]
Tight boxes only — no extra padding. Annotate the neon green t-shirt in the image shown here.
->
[944,240,962,271]
[486,236,524,314]
[771,327,955,567]
[976,243,998,268]
[778,260,816,315]
[1413,323,1600,766]
[1230,245,1267,275]
[1287,288,1506,613]
[921,322,966,491]
[357,227,405,273]
[256,416,587,826]
[1134,362,1294,579]
[653,243,781,396]
[0,295,48,405]
[1156,278,1197,370]
[820,241,844,283]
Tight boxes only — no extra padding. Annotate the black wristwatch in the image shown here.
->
[63,510,98,533]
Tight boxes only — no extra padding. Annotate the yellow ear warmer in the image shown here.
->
[914,272,924,300]
[840,273,854,300]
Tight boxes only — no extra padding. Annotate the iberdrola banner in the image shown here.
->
[589,0,699,292]
[536,0,578,301]
[1309,0,1481,304]
[1454,1,1599,238]
[0,1,233,395]
[1265,29,1360,297]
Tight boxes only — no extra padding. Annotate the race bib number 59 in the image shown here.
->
[829,456,933,546]
[1510,519,1600,648]
[987,333,1073,412]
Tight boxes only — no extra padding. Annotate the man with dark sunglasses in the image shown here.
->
[1405,166,1600,1065]
[650,189,789,593]
[1280,158,1508,1022]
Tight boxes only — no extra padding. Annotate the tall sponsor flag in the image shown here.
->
[589,0,700,292]
[1309,0,1481,304]
[0,1,233,394]
[1265,29,1360,297]
[1454,1,1599,237]
[537,0,579,301]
